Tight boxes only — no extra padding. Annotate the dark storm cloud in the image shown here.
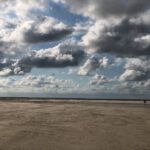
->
[24,28,72,44]
[18,56,75,68]
[98,0,150,16]
[0,51,4,59]
[92,18,150,57]
[17,47,85,68]
[12,16,74,44]
[0,45,85,76]
[63,0,150,18]
[0,57,31,76]
[65,0,150,57]
[0,42,5,58]
[4,23,16,29]
[0,59,13,69]
[58,44,85,61]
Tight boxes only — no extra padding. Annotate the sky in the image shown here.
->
[0,0,150,99]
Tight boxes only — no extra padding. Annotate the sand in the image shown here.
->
[0,100,150,150]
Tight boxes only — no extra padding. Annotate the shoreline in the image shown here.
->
[0,99,149,110]
[0,96,149,101]
[0,98,149,104]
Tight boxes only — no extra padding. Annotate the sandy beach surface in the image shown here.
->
[0,100,150,150]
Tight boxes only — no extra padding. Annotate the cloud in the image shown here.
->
[61,0,150,19]
[15,75,58,88]
[0,43,85,76]
[0,0,83,77]
[0,58,30,76]
[23,17,72,43]
[0,2,74,61]
[89,74,108,85]
[0,0,150,98]
[0,75,81,94]
[24,29,72,44]
[134,35,150,46]
[2,16,72,44]
[17,43,84,68]
[2,0,149,20]
[82,18,150,57]
[120,70,147,81]
[0,41,29,56]
[0,0,45,19]
[119,58,150,81]
[78,55,110,76]
[15,75,76,89]
[0,68,12,77]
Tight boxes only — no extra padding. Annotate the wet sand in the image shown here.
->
[0,100,150,150]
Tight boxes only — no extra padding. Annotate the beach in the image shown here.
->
[0,100,150,150]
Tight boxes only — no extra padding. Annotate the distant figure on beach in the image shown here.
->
[144,100,146,104]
